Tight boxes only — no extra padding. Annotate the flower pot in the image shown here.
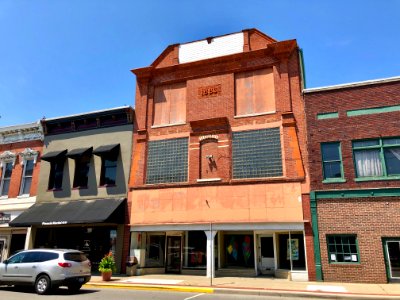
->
[101,271,112,281]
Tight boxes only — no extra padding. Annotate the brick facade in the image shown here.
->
[304,77,400,283]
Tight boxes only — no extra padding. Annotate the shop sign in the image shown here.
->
[41,221,68,225]
[0,213,11,224]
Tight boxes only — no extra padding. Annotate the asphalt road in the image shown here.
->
[0,285,318,300]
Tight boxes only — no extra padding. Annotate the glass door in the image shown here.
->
[385,240,400,281]
[166,236,181,273]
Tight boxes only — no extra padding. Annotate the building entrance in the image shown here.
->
[384,239,400,281]
[166,236,182,273]
[258,235,275,274]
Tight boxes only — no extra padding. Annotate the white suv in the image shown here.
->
[0,249,91,294]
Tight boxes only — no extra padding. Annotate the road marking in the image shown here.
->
[185,293,204,300]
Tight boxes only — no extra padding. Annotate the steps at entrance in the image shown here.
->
[216,268,255,277]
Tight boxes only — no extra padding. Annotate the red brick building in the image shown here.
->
[304,76,400,283]
[128,29,313,280]
[0,122,43,261]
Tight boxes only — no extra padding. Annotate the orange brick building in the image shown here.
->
[0,122,43,261]
[128,29,313,280]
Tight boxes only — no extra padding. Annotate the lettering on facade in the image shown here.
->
[198,84,221,98]
[0,213,11,224]
[42,221,68,226]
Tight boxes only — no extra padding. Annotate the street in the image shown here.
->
[0,285,321,300]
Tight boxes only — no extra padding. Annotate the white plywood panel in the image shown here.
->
[179,32,244,64]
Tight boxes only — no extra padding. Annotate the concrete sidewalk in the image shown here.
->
[84,274,400,299]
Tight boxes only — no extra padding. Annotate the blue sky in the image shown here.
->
[1,0,399,127]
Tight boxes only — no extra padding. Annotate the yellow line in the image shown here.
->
[84,283,214,294]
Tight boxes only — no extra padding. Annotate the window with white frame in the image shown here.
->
[0,162,13,197]
[0,151,16,197]
[20,159,34,196]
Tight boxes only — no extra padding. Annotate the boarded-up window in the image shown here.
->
[235,68,275,116]
[153,82,186,126]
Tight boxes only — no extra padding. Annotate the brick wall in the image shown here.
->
[305,80,400,191]
[317,197,400,283]
[0,140,42,198]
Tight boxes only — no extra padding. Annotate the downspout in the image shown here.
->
[299,48,307,90]
[310,191,323,281]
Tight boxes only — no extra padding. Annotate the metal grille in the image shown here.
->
[146,138,188,184]
[232,128,282,179]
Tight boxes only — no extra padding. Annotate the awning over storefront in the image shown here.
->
[9,198,126,227]
[66,147,93,158]
[93,144,120,155]
[41,149,67,162]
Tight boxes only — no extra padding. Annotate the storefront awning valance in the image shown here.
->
[93,144,120,155]
[41,149,67,162]
[66,147,93,158]
[9,198,126,227]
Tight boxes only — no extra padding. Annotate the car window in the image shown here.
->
[64,252,87,262]
[40,252,58,261]
[7,252,26,264]
[21,252,43,263]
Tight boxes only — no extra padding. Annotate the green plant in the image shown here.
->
[98,251,116,273]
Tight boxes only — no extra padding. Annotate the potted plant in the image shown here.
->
[98,251,116,281]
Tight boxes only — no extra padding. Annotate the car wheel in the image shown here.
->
[67,283,82,293]
[35,275,51,295]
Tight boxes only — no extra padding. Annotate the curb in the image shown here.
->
[84,282,400,299]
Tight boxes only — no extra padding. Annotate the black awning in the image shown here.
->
[66,147,93,159]
[41,149,68,162]
[93,144,120,156]
[9,198,126,227]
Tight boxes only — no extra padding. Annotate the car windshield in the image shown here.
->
[64,252,87,262]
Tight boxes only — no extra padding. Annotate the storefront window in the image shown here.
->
[277,233,306,270]
[224,234,254,267]
[184,231,206,268]
[145,234,165,267]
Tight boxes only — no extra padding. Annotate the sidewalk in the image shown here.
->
[84,274,400,299]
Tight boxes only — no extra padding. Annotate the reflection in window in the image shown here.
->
[184,231,206,268]
[0,162,13,196]
[145,234,165,267]
[20,160,34,195]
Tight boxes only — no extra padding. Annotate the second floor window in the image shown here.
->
[232,128,283,179]
[321,142,343,181]
[20,159,34,196]
[100,154,117,186]
[235,68,275,116]
[146,138,188,184]
[153,82,186,126]
[0,162,13,197]
[48,160,64,190]
[353,138,400,178]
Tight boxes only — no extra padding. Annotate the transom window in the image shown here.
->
[232,128,282,179]
[153,82,186,126]
[235,68,275,116]
[20,159,34,196]
[353,137,400,178]
[0,162,13,197]
[146,138,188,184]
[321,142,344,181]
[327,235,359,263]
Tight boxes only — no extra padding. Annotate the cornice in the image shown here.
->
[0,122,43,144]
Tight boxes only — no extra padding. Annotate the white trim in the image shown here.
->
[43,106,132,122]
[151,122,186,129]
[196,178,221,182]
[303,75,400,93]
[130,222,305,232]
[234,111,276,119]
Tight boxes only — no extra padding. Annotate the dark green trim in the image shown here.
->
[314,187,400,199]
[299,48,307,89]
[347,105,400,117]
[326,234,360,264]
[310,192,323,281]
[355,176,400,182]
[322,178,346,184]
[317,112,339,120]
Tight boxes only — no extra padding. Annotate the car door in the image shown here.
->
[0,252,26,283]
[19,251,42,282]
